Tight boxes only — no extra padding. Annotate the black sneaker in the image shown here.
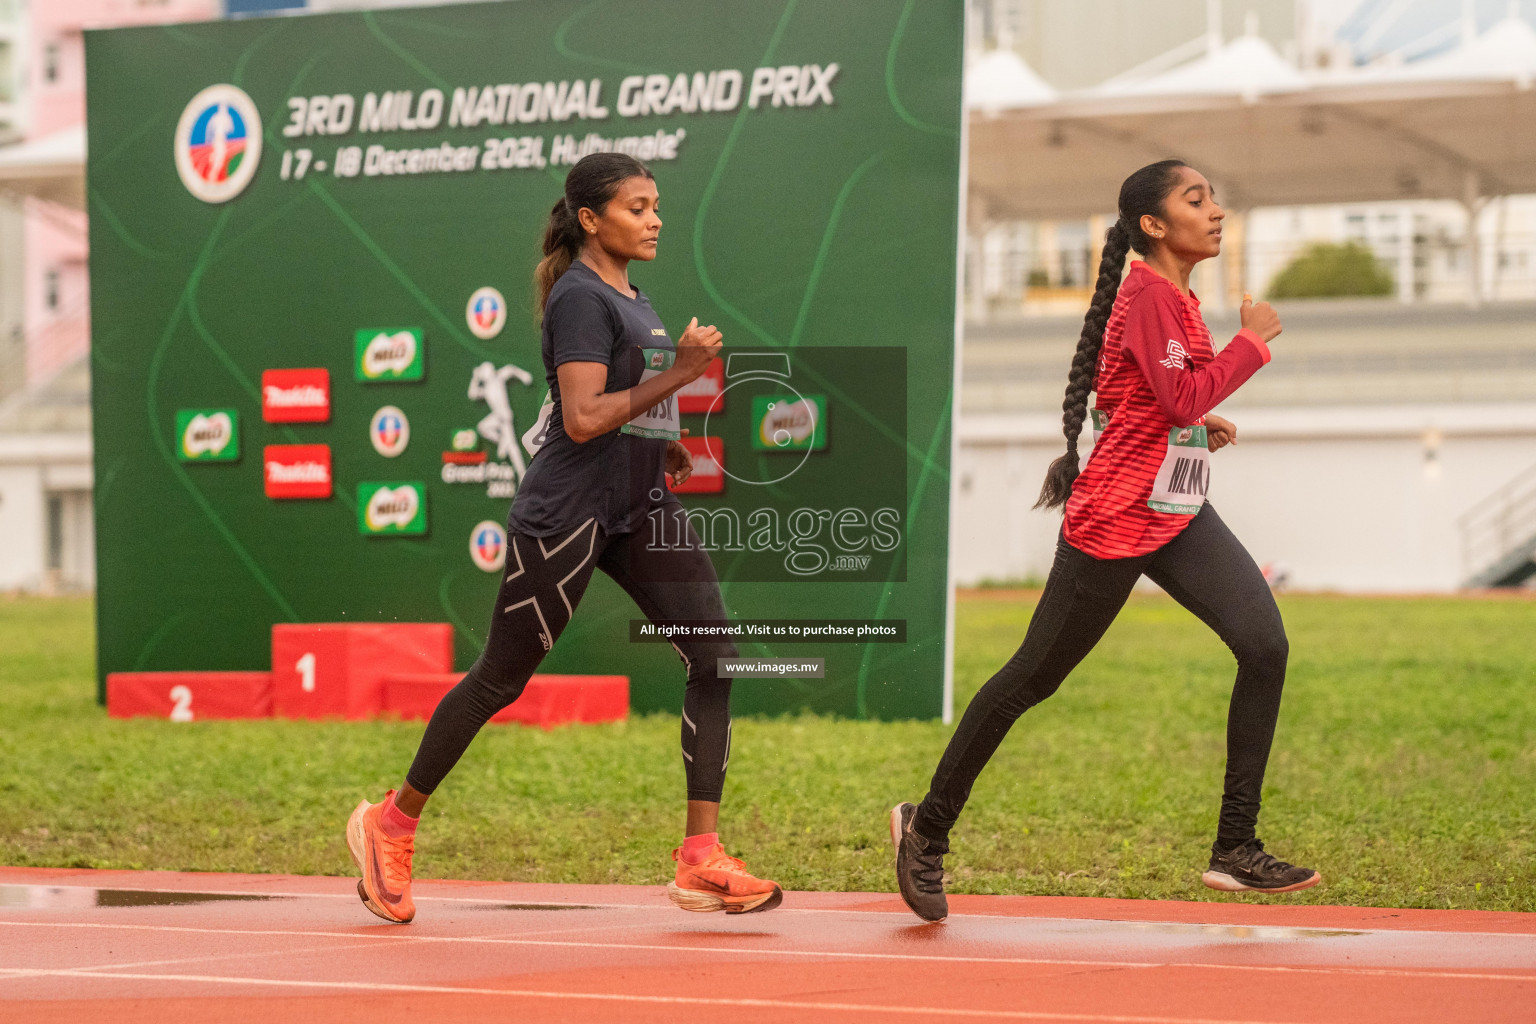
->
[1203,838,1321,893]
[889,802,948,922]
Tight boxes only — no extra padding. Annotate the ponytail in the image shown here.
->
[1035,157,1189,511]
[1034,221,1131,509]
[533,152,654,320]
[534,199,584,317]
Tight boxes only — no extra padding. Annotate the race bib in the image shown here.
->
[522,389,554,457]
[619,348,681,441]
[1147,424,1209,514]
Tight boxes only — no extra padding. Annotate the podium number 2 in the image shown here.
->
[169,685,194,723]
[297,652,317,692]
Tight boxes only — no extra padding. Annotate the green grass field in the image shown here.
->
[1,592,1532,911]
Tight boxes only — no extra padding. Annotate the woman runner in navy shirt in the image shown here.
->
[347,153,782,923]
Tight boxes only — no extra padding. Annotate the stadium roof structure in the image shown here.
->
[0,127,86,210]
[967,13,1536,223]
[1351,5,1536,87]
[1094,29,1309,101]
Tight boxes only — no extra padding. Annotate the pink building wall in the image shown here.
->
[23,0,219,386]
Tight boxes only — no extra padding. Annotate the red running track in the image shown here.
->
[1,866,1532,1023]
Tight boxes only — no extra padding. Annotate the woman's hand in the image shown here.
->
[1240,293,1282,343]
[674,316,723,382]
[1206,414,1237,452]
[666,438,694,486]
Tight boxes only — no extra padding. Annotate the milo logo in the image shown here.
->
[751,394,827,452]
[1170,425,1206,448]
[357,482,427,535]
[176,409,239,462]
[355,328,424,382]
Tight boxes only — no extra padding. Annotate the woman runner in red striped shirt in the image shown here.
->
[890,160,1319,922]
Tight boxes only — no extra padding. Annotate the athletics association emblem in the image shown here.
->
[469,520,507,572]
[370,406,411,458]
[174,84,263,203]
[466,287,507,340]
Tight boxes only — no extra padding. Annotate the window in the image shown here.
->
[43,43,58,84]
[46,494,63,572]
[44,269,59,311]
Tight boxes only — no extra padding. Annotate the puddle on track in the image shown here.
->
[1110,920,1365,940]
[466,903,603,912]
[0,885,284,910]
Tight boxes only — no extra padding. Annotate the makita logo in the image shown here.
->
[262,369,330,423]
[264,385,327,406]
[677,357,724,413]
[267,462,329,483]
[669,436,724,495]
[264,444,332,499]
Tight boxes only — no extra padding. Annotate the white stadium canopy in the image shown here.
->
[967,10,1536,225]
[965,48,1057,114]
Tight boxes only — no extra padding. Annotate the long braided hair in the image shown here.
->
[1034,159,1189,510]
[534,152,654,318]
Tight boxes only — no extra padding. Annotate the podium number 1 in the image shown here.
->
[297,652,317,693]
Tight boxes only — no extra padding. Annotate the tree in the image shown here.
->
[1267,242,1395,299]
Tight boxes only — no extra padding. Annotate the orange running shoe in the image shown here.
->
[668,844,783,914]
[346,791,416,924]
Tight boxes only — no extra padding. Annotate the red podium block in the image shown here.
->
[107,672,273,722]
[271,623,453,720]
[382,673,628,729]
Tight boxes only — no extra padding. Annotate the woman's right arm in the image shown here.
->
[558,318,722,443]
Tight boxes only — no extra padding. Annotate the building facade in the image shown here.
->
[0,0,217,593]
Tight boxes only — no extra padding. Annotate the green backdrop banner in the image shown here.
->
[86,0,962,719]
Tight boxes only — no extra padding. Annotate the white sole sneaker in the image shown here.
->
[666,881,782,914]
[1202,869,1322,893]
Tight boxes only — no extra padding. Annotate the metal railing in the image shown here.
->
[1458,463,1536,585]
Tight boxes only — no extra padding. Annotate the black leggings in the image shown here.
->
[913,504,1288,852]
[405,512,736,803]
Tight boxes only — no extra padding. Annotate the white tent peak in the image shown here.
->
[965,48,1056,113]
[1096,32,1308,102]
[1436,6,1536,85]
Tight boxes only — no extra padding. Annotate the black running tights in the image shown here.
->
[405,512,736,802]
[913,504,1289,852]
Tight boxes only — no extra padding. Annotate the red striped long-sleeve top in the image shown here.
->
[1063,261,1272,559]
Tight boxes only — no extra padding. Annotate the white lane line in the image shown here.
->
[4,884,1531,941]
[0,967,1309,1024]
[0,919,1531,983]
[0,939,383,980]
